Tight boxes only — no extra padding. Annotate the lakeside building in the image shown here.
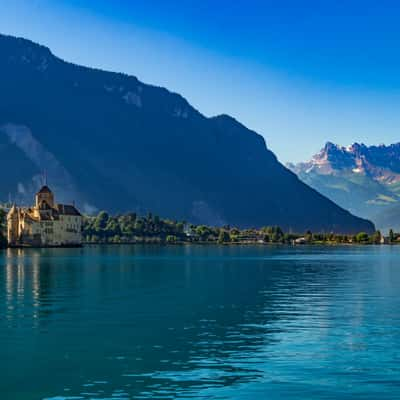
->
[7,185,82,247]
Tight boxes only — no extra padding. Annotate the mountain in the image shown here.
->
[0,34,373,233]
[288,142,400,230]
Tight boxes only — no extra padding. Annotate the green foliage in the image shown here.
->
[371,230,382,244]
[83,211,187,244]
[82,211,391,247]
[0,208,5,229]
[261,226,284,243]
[355,232,370,243]
[218,230,231,244]
[195,225,215,241]
[0,208,6,248]
[94,211,109,231]
[389,229,395,243]
[166,235,177,244]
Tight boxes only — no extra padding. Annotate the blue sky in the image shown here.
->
[1,0,400,162]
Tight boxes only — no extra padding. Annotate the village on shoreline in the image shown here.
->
[1,185,400,249]
[1,201,400,249]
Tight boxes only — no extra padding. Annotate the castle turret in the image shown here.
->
[7,205,19,245]
[35,185,55,209]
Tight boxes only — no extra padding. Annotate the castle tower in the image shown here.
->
[7,205,19,245]
[35,185,55,209]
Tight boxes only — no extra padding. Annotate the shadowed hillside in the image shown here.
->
[0,34,374,233]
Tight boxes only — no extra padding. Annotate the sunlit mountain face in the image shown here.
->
[289,142,400,231]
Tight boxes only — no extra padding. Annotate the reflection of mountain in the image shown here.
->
[288,142,400,230]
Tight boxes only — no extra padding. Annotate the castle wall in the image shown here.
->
[13,216,82,247]
[50,215,81,246]
[8,212,82,247]
[7,211,19,245]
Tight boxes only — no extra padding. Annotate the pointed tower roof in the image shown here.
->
[37,185,52,194]
[8,204,18,217]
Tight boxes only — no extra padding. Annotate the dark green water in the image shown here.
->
[1,245,400,399]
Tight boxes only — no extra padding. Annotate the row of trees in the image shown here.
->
[218,228,383,245]
[82,211,186,243]
[191,226,385,245]
[82,211,393,245]
[82,214,299,245]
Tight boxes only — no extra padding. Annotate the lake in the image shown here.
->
[1,245,400,399]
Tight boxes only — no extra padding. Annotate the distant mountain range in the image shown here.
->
[0,33,373,233]
[288,142,400,231]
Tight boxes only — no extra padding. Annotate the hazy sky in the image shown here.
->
[1,0,400,162]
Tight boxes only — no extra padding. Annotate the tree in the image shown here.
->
[389,229,395,243]
[269,226,284,243]
[166,235,177,244]
[231,228,240,236]
[112,235,121,243]
[94,211,109,231]
[218,230,231,244]
[284,233,297,243]
[176,222,184,234]
[105,218,120,237]
[0,209,6,230]
[134,219,144,233]
[355,232,369,243]
[0,209,6,248]
[372,230,382,244]
[196,225,212,241]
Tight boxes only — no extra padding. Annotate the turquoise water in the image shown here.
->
[1,245,400,399]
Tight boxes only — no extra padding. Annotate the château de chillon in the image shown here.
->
[7,185,82,247]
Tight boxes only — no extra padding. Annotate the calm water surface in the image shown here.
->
[1,245,400,399]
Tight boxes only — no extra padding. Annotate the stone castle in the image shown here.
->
[7,185,82,247]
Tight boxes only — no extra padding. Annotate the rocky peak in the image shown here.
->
[323,141,341,152]
[291,141,400,184]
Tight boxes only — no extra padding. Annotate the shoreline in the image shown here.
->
[1,241,398,250]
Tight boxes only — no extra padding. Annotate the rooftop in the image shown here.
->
[37,185,52,194]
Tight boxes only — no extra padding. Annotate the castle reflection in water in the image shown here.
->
[2,248,85,328]
[4,249,42,325]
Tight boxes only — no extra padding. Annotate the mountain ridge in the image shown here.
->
[291,141,400,181]
[289,141,400,230]
[0,33,374,233]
